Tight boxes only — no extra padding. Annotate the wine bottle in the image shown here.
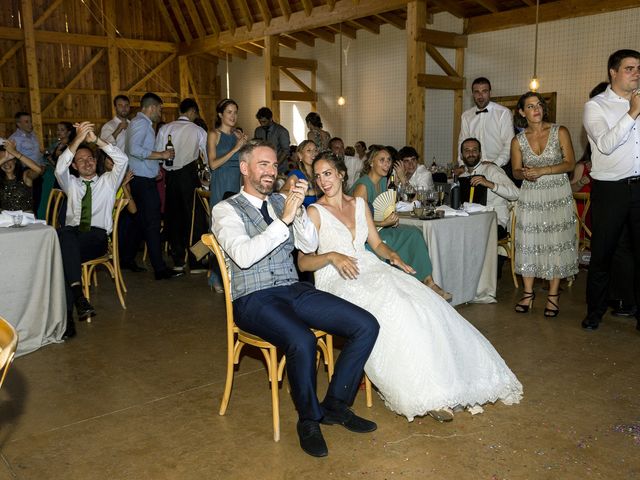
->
[430,156,437,173]
[387,173,397,191]
[165,134,174,167]
[450,174,461,209]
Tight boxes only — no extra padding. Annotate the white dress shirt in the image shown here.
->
[100,116,130,151]
[55,144,128,234]
[154,116,208,171]
[408,164,434,191]
[460,162,519,229]
[211,190,318,269]
[343,155,363,190]
[458,101,514,167]
[583,85,640,181]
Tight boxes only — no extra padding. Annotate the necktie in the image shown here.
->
[260,200,273,225]
[79,180,92,232]
[475,108,489,115]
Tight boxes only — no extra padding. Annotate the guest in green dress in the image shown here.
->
[349,146,451,301]
[37,122,75,219]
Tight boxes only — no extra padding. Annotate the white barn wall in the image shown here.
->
[220,7,640,165]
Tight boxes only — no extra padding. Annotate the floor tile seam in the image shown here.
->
[6,366,267,444]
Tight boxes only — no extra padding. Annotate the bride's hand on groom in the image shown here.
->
[330,253,360,280]
[389,252,416,275]
[282,180,307,224]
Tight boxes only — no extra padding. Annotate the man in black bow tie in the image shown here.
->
[456,77,514,171]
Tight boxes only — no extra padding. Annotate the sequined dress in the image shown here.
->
[515,124,578,279]
[0,178,33,212]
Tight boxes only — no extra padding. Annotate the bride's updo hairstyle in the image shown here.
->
[312,151,348,192]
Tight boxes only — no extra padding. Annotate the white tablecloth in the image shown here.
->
[0,224,66,356]
[399,211,498,306]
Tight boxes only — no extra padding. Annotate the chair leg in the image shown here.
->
[269,347,280,442]
[326,335,334,380]
[364,374,373,408]
[114,264,127,309]
[219,338,238,416]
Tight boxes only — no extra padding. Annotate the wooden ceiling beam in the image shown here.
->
[183,0,207,38]
[417,73,465,90]
[168,0,193,43]
[278,35,297,50]
[308,27,336,43]
[222,47,247,59]
[327,23,357,39]
[300,0,314,16]
[375,11,406,29]
[126,53,176,93]
[272,56,317,70]
[200,0,221,36]
[255,0,272,26]
[286,31,316,47]
[219,0,237,35]
[281,67,313,92]
[349,17,381,34]
[153,0,181,42]
[473,0,501,14]
[425,44,458,77]
[417,28,467,48]
[235,42,263,56]
[520,0,535,6]
[180,0,411,55]
[466,0,640,34]
[0,27,177,52]
[326,0,337,11]
[237,0,254,32]
[277,0,292,21]
[272,90,318,102]
[428,0,465,18]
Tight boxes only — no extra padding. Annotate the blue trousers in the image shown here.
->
[233,282,379,421]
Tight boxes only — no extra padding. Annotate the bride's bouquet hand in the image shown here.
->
[389,252,416,275]
[330,252,359,280]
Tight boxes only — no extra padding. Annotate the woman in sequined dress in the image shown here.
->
[0,139,43,212]
[511,92,578,317]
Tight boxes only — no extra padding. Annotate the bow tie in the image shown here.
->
[475,108,489,115]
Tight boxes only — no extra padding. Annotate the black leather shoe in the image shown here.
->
[154,268,185,280]
[581,315,600,331]
[75,296,96,321]
[296,420,328,457]
[122,262,147,272]
[321,406,377,433]
[611,305,637,317]
[62,317,76,340]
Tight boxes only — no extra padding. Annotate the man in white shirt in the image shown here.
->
[100,95,130,151]
[457,77,514,168]
[154,98,208,271]
[211,140,378,457]
[582,49,640,332]
[396,146,435,191]
[55,121,127,338]
[329,137,362,190]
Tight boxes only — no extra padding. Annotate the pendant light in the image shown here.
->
[337,23,346,106]
[529,0,540,92]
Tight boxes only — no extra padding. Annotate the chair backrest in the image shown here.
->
[201,233,235,331]
[45,188,66,229]
[196,188,211,219]
[0,317,18,390]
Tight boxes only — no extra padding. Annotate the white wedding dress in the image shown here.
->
[311,198,523,421]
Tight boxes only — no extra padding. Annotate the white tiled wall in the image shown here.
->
[222,7,640,164]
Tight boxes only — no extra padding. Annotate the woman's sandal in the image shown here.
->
[514,291,536,313]
[544,294,560,317]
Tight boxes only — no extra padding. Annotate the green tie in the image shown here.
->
[79,180,92,232]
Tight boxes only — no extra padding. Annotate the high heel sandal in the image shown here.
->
[544,294,560,317]
[514,291,535,313]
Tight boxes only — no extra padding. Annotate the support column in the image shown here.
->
[21,0,43,147]
[264,35,280,121]
[452,46,465,163]
[179,56,189,99]
[406,0,426,158]
[105,0,120,114]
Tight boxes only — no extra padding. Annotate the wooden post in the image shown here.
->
[21,0,43,148]
[264,35,280,121]
[179,56,190,99]
[105,0,120,115]
[406,0,426,159]
[452,46,465,164]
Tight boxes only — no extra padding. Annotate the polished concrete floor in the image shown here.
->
[0,264,638,480]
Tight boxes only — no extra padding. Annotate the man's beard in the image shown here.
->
[463,156,480,169]
[251,175,276,195]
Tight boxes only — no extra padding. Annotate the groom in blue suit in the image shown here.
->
[211,140,379,457]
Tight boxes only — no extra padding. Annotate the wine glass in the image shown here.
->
[436,185,445,206]
[424,191,437,216]
[12,213,23,228]
[404,183,416,203]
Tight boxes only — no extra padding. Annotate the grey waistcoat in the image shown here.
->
[226,194,298,301]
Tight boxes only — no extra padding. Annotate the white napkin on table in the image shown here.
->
[395,201,415,213]
[462,202,491,213]
[435,205,469,217]
[0,210,46,228]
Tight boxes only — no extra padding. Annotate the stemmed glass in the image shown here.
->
[404,183,416,203]
[424,191,438,216]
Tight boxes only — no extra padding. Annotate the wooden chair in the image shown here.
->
[0,317,18,390]
[201,233,334,442]
[497,203,518,288]
[573,192,591,252]
[186,188,211,264]
[45,188,66,229]
[81,198,129,312]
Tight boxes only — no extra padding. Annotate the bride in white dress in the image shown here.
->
[298,153,523,421]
